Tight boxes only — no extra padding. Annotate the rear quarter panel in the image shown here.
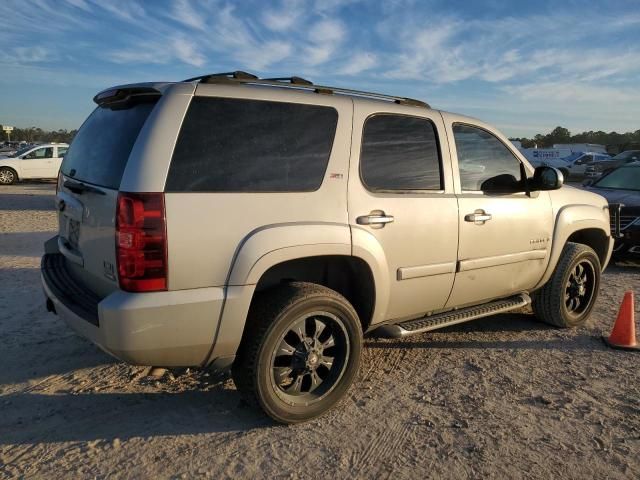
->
[162,85,354,290]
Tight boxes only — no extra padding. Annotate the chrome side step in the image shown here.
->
[374,293,531,339]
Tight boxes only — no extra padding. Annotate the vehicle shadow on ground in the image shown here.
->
[0,387,273,446]
[0,193,56,211]
[0,233,54,256]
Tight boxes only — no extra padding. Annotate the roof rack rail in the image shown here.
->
[183,72,430,108]
[262,76,313,86]
[182,71,258,83]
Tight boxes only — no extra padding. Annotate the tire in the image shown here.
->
[232,282,363,424]
[532,242,601,328]
[0,167,17,185]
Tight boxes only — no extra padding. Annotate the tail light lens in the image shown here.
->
[116,192,167,292]
[56,171,63,194]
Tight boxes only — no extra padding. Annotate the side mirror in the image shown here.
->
[530,166,563,191]
[480,174,522,193]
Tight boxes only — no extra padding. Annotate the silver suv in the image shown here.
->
[42,72,614,423]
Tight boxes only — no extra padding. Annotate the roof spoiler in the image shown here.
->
[93,86,161,107]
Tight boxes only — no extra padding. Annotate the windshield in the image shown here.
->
[61,100,157,189]
[594,167,640,191]
[612,151,640,160]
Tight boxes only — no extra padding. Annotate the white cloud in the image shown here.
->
[302,19,346,66]
[172,0,206,30]
[309,19,345,44]
[64,0,91,11]
[12,46,51,63]
[338,52,377,75]
[262,0,303,32]
[173,37,206,67]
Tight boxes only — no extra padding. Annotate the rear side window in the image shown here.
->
[360,114,442,191]
[166,97,338,192]
[61,101,157,189]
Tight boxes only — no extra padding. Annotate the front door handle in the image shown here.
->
[357,211,394,229]
[464,210,492,224]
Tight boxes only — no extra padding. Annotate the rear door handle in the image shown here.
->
[357,211,394,228]
[464,210,492,224]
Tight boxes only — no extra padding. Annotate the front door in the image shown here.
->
[21,146,55,178]
[443,119,554,308]
[348,105,459,323]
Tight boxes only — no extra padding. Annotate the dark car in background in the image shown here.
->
[583,164,640,257]
[585,150,640,179]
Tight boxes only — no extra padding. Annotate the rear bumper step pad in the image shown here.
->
[41,253,101,326]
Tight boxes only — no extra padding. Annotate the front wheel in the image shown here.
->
[232,282,362,424]
[0,167,17,185]
[532,242,600,327]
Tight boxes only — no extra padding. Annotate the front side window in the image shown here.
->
[25,147,53,159]
[360,114,442,191]
[57,147,68,158]
[453,124,522,191]
[166,97,338,192]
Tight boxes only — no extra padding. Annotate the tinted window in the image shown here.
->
[360,114,441,191]
[166,97,338,192]
[453,124,521,191]
[61,101,157,189]
[25,147,53,159]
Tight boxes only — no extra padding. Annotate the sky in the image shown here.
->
[1,0,639,137]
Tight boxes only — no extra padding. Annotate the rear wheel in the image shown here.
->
[0,167,17,185]
[232,282,362,424]
[532,242,600,327]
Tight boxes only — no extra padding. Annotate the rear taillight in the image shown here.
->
[56,171,63,194]
[116,192,167,292]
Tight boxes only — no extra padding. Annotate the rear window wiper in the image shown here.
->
[63,179,106,195]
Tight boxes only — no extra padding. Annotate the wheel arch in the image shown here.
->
[533,204,613,290]
[0,165,19,182]
[204,223,389,367]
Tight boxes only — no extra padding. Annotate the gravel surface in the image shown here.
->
[1,183,639,479]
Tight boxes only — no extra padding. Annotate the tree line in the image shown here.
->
[3,124,640,153]
[1,126,77,144]
[511,126,640,152]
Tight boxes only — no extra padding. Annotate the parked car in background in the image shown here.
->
[583,164,640,257]
[532,151,611,182]
[0,141,23,157]
[585,150,640,179]
[0,143,68,184]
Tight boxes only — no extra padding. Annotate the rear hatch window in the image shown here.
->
[61,100,157,189]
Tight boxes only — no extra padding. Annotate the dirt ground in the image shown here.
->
[1,182,639,479]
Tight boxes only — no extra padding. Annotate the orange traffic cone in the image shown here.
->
[602,291,639,351]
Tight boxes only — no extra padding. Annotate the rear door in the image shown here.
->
[57,98,160,296]
[443,117,553,308]
[348,104,458,322]
[48,145,67,177]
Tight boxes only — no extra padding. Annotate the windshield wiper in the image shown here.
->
[63,179,106,195]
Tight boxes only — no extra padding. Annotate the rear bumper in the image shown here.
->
[42,250,224,367]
